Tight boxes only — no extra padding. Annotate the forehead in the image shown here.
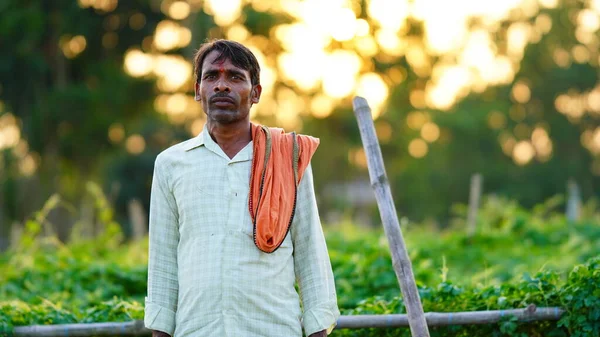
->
[201,50,249,74]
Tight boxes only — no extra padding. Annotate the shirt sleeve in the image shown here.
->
[291,164,340,336]
[144,155,179,336]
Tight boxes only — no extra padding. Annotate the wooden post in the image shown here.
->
[128,198,147,240]
[352,96,430,337]
[566,178,581,223]
[467,173,482,238]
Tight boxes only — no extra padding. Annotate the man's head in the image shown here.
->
[193,39,261,87]
[193,39,262,125]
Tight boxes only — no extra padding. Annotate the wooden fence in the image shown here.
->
[10,305,564,336]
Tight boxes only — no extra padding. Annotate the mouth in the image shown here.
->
[210,96,235,106]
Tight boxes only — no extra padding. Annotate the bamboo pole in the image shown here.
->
[352,96,430,337]
[337,305,564,329]
[11,307,565,336]
[12,320,148,337]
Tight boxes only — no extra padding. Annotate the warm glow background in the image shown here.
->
[1,0,600,233]
[113,0,600,165]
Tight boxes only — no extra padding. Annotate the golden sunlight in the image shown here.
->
[512,82,531,104]
[205,0,242,26]
[328,8,357,41]
[311,94,336,119]
[322,50,362,98]
[19,154,37,177]
[126,134,146,155]
[61,35,87,59]
[407,111,429,130]
[513,140,535,165]
[0,115,20,150]
[168,1,191,20]
[154,20,191,51]
[124,49,154,77]
[421,122,440,142]
[488,111,507,129]
[531,127,552,160]
[108,123,125,144]
[153,55,192,92]
[120,0,585,124]
[355,73,388,119]
[368,0,409,32]
[408,139,428,158]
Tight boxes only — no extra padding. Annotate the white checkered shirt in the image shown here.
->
[144,125,340,337]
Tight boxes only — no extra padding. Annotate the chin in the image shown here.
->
[209,110,244,124]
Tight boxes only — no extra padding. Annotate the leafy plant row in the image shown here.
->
[1,257,598,337]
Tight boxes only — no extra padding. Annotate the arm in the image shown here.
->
[144,156,179,337]
[291,164,340,336]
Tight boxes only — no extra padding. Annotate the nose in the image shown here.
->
[213,77,230,93]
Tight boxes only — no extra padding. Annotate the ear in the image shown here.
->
[194,82,201,101]
[251,84,262,104]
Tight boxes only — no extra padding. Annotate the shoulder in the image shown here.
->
[275,127,318,139]
[154,135,201,168]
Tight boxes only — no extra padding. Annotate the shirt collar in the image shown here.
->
[183,124,253,163]
[183,125,207,152]
[183,134,205,151]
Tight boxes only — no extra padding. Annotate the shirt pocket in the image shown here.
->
[194,178,217,197]
[176,174,227,237]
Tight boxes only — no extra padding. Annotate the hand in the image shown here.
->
[151,330,172,337]
[308,330,327,337]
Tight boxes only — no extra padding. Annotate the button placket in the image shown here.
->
[226,164,236,229]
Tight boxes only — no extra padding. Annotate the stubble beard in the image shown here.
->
[207,108,249,125]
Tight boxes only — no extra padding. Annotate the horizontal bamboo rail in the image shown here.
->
[337,305,564,328]
[9,306,564,336]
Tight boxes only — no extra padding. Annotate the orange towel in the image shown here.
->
[249,123,320,253]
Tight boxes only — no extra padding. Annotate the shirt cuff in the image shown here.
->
[302,301,340,336]
[144,298,176,336]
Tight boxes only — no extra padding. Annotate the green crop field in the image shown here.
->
[1,196,599,336]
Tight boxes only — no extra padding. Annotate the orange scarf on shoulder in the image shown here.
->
[249,123,319,253]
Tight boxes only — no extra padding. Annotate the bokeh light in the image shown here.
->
[168,1,191,20]
[111,0,600,167]
[408,139,428,158]
[125,134,146,154]
[513,140,535,165]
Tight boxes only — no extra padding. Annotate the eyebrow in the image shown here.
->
[203,68,247,79]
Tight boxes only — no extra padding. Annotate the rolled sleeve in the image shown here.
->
[291,164,341,336]
[301,300,340,336]
[144,299,176,335]
[145,155,179,336]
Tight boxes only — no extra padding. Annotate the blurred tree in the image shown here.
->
[0,1,180,242]
[1,0,600,248]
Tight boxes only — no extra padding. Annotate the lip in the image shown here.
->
[210,97,235,104]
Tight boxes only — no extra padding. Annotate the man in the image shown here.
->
[144,39,340,337]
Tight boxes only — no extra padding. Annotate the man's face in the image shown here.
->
[195,50,261,125]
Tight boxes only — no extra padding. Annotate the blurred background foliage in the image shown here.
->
[1,193,599,335]
[1,0,600,248]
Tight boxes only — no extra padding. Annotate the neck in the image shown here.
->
[206,119,252,159]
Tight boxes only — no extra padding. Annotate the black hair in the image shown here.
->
[193,39,261,86]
